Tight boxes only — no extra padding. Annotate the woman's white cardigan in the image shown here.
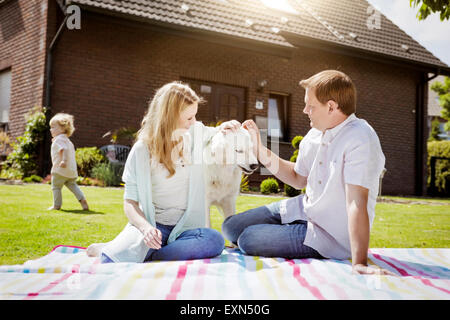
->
[102,122,218,262]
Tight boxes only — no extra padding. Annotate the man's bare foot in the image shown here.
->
[86,243,106,257]
[48,206,61,210]
[80,199,89,211]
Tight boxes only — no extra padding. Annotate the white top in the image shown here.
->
[279,114,385,259]
[150,133,191,226]
[50,134,78,178]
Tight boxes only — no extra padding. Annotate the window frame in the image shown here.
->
[267,92,289,142]
[0,67,12,132]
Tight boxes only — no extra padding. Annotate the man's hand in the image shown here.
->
[352,263,397,276]
[59,160,67,168]
[242,119,262,158]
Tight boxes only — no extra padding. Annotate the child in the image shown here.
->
[48,113,89,211]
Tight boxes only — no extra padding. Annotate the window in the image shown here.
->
[267,93,288,141]
[438,122,450,140]
[0,68,11,132]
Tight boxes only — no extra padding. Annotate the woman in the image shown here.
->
[87,81,239,263]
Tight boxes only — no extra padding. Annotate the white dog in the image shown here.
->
[204,127,259,227]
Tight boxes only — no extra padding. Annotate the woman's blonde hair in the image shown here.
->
[49,113,75,137]
[137,81,203,177]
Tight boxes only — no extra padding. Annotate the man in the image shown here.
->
[222,70,395,275]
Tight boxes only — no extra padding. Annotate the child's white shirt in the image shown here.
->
[51,134,78,178]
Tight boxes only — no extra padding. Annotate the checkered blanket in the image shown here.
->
[0,246,449,299]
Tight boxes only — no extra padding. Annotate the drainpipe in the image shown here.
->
[41,7,69,177]
[415,71,439,196]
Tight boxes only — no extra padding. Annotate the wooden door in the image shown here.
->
[183,79,246,125]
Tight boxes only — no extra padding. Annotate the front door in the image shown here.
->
[183,79,246,125]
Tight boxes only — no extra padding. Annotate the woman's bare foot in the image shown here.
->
[86,243,106,257]
[80,199,89,211]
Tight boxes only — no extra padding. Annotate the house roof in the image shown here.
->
[70,0,450,74]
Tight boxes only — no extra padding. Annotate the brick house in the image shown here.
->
[1,0,450,195]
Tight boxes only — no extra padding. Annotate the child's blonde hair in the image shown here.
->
[49,113,75,137]
[138,81,203,177]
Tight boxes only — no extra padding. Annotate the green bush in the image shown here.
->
[291,135,303,149]
[285,135,303,195]
[23,175,43,183]
[91,162,124,186]
[75,147,106,177]
[427,140,450,195]
[240,173,249,192]
[76,176,104,187]
[260,177,279,194]
[1,107,47,179]
[284,183,300,197]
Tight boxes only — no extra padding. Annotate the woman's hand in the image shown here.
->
[219,120,241,134]
[59,160,67,168]
[242,119,262,158]
[141,224,162,249]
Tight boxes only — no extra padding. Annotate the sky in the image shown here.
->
[367,0,450,66]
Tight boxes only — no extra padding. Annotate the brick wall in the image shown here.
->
[47,10,422,195]
[0,0,49,138]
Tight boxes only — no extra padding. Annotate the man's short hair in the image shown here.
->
[299,70,356,115]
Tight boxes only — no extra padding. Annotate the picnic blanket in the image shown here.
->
[0,246,449,300]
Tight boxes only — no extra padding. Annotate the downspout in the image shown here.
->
[415,71,439,196]
[41,6,69,176]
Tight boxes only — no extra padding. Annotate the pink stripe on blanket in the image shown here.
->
[193,259,210,299]
[372,254,450,295]
[166,261,194,300]
[286,259,326,300]
[23,264,80,300]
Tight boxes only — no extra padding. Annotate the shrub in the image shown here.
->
[0,130,12,156]
[428,118,442,141]
[427,140,450,195]
[75,147,106,177]
[0,167,23,180]
[284,183,300,197]
[23,175,43,183]
[260,177,279,194]
[291,135,303,149]
[1,107,47,179]
[240,173,249,192]
[285,135,303,195]
[91,162,124,186]
[110,127,137,146]
[76,176,104,187]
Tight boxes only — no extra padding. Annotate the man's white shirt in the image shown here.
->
[279,113,385,259]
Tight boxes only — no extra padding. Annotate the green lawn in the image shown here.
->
[0,184,449,265]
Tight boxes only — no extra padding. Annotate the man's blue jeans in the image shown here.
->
[222,200,324,259]
[101,223,225,263]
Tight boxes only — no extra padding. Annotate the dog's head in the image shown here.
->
[209,127,259,174]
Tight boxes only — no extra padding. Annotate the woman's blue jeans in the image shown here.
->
[101,223,225,263]
[222,200,324,259]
